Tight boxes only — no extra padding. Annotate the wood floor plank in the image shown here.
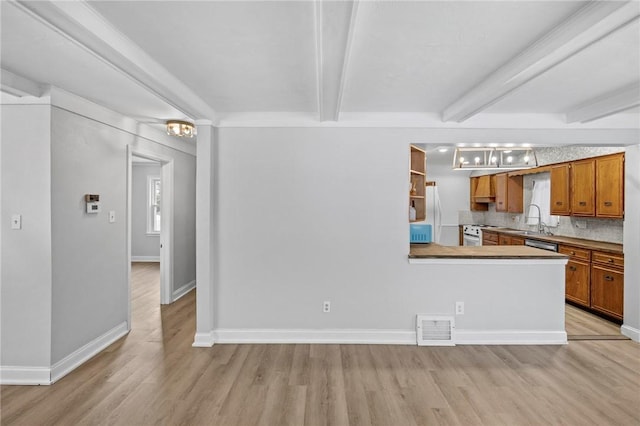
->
[1,262,639,426]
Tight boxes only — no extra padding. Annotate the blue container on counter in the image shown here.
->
[410,224,432,243]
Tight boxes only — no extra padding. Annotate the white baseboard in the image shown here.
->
[213,329,416,345]
[131,256,160,262]
[173,280,195,302]
[201,328,567,346]
[0,366,51,385]
[455,330,568,345]
[621,324,640,342]
[192,331,216,347]
[50,321,129,383]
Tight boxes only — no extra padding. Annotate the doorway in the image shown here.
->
[127,147,174,330]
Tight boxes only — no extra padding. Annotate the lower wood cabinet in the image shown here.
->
[559,244,623,321]
[590,251,624,320]
[482,231,498,246]
[565,260,590,307]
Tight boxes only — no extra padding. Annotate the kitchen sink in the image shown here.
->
[510,230,540,236]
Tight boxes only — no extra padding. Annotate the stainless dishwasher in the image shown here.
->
[524,239,558,252]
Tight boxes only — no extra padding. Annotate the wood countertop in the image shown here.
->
[409,243,569,259]
[481,228,623,254]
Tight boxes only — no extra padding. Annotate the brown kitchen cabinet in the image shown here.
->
[498,234,511,245]
[409,145,426,222]
[482,230,498,245]
[591,251,624,320]
[571,158,595,216]
[550,163,571,216]
[510,236,525,245]
[596,153,624,218]
[495,174,523,213]
[559,245,591,308]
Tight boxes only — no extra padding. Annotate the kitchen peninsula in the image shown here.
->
[408,243,569,345]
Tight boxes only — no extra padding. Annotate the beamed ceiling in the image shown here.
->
[1,1,639,129]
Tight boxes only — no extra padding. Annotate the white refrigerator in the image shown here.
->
[425,184,442,244]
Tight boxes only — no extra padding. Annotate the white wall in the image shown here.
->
[211,127,563,337]
[1,95,197,380]
[623,144,640,340]
[132,163,161,259]
[1,105,53,369]
[49,107,196,364]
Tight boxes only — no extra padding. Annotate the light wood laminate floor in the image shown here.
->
[1,263,639,425]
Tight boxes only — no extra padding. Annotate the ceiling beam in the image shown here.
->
[442,1,640,123]
[0,68,43,97]
[315,0,359,122]
[566,82,640,123]
[12,0,217,122]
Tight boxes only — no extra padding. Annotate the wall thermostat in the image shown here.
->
[85,194,101,214]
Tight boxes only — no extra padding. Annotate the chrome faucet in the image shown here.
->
[527,203,543,234]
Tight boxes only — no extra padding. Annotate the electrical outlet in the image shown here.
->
[575,220,587,229]
[11,214,22,230]
[323,301,331,313]
[455,301,464,315]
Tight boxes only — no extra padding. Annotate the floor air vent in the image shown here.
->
[416,315,455,346]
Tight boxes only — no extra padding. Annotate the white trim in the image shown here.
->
[213,329,417,345]
[173,280,196,302]
[49,87,196,156]
[0,366,51,386]
[0,68,43,97]
[442,1,639,122]
[131,256,160,262]
[197,328,567,346]
[566,82,640,123]
[13,0,216,122]
[192,331,216,348]
[50,321,129,384]
[621,325,640,342]
[408,258,568,266]
[455,330,568,345]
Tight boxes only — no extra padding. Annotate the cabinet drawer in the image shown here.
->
[558,245,591,262]
[592,251,624,268]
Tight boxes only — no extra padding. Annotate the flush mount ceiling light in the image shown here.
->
[452,147,537,170]
[166,120,196,138]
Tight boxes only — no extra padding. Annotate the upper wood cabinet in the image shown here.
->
[409,145,426,222]
[571,159,595,217]
[495,174,523,213]
[596,153,624,218]
[550,164,571,216]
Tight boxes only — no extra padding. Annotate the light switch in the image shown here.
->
[109,211,116,223]
[11,214,22,230]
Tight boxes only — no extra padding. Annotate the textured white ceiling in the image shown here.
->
[1,0,638,124]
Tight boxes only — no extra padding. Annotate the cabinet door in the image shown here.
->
[591,265,623,320]
[550,164,571,215]
[596,154,624,218]
[571,159,595,216]
[510,236,525,245]
[507,175,523,213]
[498,234,511,245]
[565,260,590,307]
[495,174,507,212]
